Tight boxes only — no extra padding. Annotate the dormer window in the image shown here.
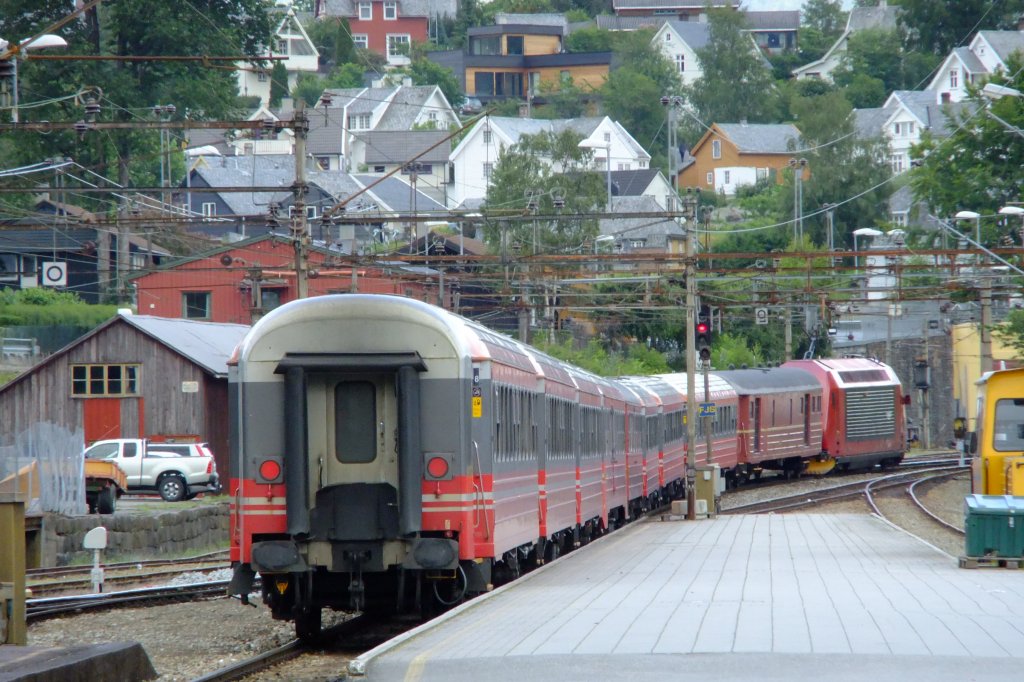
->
[949,69,958,88]
[384,1,397,20]
[358,2,371,20]
[712,139,721,159]
[664,33,671,42]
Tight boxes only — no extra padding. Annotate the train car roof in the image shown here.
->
[618,375,681,405]
[714,367,821,394]
[786,357,898,387]
[654,372,737,401]
[976,366,1024,386]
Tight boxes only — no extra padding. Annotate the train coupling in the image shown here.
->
[804,456,837,476]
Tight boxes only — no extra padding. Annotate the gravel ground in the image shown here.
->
[27,468,972,681]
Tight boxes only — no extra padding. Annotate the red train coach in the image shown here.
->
[783,358,906,471]
[227,294,666,638]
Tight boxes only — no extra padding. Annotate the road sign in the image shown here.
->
[698,402,716,417]
[755,307,768,325]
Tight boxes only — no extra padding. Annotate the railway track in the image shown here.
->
[722,464,968,515]
[191,614,421,682]
[26,580,233,621]
[27,551,230,597]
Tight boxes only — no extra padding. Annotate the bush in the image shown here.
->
[0,287,120,326]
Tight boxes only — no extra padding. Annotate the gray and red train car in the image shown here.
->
[226,295,905,638]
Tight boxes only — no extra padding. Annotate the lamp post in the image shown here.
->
[578,139,612,212]
[0,34,68,123]
[955,210,981,267]
[788,158,808,242]
[999,205,1024,248]
[153,104,176,207]
[852,227,882,271]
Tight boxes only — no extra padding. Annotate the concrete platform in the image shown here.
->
[354,514,1024,681]
[0,642,155,682]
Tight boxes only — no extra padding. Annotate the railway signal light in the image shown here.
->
[697,304,712,362]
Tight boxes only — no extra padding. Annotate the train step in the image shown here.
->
[958,556,1024,569]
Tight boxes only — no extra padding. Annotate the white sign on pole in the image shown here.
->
[755,307,769,325]
[41,262,67,287]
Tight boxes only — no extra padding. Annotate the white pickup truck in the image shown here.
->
[83,438,221,502]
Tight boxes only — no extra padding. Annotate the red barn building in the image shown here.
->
[130,235,437,325]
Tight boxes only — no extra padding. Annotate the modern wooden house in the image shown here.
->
[0,313,248,479]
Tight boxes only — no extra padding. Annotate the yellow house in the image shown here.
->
[951,321,1020,430]
[679,122,804,195]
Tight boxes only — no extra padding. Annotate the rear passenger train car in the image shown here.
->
[227,294,683,638]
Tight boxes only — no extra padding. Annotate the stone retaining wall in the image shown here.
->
[41,504,229,566]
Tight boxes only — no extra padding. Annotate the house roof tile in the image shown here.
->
[715,123,801,154]
[360,131,451,164]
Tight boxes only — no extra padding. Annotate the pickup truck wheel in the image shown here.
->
[159,475,187,502]
[97,486,116,514]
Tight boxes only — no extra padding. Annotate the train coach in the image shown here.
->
[226,294,685,638]
[226,294,907,638]
[971,367,1024,495]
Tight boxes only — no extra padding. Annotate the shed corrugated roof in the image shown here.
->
[353,175,446,213]
[744,11,799,30]
[118,314,249,379]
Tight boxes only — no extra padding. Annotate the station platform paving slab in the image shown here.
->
[353,514,1024,681]
[0,641,155,682]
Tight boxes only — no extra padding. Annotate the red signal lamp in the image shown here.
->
[696,322,709,334]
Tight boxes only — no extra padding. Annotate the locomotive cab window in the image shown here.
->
[992,399,1024,451]
[335,381,377,463]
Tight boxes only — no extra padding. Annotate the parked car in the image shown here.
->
[460,97,482,115]
[83,438,220,502]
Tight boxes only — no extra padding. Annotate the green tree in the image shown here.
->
[785,91,892,249]
[305,17,355,69]
[326,63,366,89]
[0,0,272,197]
[897,0,1024,55]
[483,130,605,254]
[832,28,940,106]
[405,58,464,107]
[269,61,289,108]
[565,27,614,53]
[293,71,327,106]
[599,30,679,159]
[994,310,1024,358]
[910,56,1024,219]
[534,77,587,119]
[803,0,846,36]
[683,7,780,129]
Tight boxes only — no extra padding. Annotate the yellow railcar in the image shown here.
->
[972,367,1024,495]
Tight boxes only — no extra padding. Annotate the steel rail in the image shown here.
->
[907,473,967,535]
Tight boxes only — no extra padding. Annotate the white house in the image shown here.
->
[236,6,320,104]
[310,81,460,173]
[448,116,651,208]
[853,90,972,175]
[651,20,711,86]
[926,30,1024,104]
[792,1,900,81]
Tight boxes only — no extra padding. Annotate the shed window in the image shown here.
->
[183,291,212,320]
[71,364,141,397]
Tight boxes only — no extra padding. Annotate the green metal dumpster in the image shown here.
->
[964,495,1024,558]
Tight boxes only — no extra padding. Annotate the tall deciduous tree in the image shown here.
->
[785,91,892,249]
[683,7,780,129]
[897,0,1024,56]
[803,0,846,37]
[0,0,272,191]
[483,130,605,254]
[599,29,679,161]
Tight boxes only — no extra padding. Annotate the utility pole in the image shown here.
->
[784,304,792,360]
[291,101,310,299]
[980,279,993,374]
[682,189,698,521]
